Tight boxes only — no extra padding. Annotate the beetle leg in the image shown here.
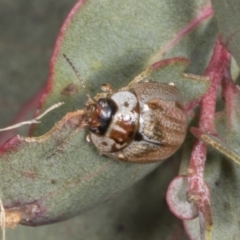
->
[101,83,115,94]
[125,66,152,89]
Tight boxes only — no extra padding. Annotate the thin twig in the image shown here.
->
[0,102,64,132]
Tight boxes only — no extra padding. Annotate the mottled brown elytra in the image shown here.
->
[63,54,187,163]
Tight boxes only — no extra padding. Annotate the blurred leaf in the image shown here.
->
[0,0,219,238]
[212,0,240,66]
[0,0,77,144]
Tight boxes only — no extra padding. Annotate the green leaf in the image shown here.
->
[7,157,189,240]
[0,0,215,234]
[0,57,208,226]
[212,0,240,67]
[0,0,76,145]
[33,0,216,136]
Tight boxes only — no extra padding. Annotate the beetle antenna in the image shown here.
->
[63,54,94,102]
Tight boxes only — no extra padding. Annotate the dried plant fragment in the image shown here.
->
[0,102,64,132]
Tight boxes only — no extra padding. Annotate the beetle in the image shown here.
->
[63,54,188,163]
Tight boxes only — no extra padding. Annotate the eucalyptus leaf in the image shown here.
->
[0,0,218,238]
[212,0,240,67]
[7,157,189,240]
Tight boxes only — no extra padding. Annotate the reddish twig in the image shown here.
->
[187,37,231,238]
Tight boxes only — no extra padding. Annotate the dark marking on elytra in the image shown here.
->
[109,121,135,145]
[102,141,108,146]
[175,101,185,111]
[111,143,118,152]
[147,100,164,111]
[134,131,144,141]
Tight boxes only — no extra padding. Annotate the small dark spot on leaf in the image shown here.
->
[116,224,125,233]
[215,181,219,186]
[61,84,78,96]
[51,179,56,184]
[223,202,230,210]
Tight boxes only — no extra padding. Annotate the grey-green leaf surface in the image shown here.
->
[34,0,216,136]
[0,0,218,239]
[7,157,189,240]
[0,57,207,226]
[0,0,77,145]
[212,0,240,67]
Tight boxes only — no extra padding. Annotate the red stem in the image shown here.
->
[187,38,231,226]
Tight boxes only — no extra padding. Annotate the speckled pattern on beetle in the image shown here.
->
[84,68,188,164]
